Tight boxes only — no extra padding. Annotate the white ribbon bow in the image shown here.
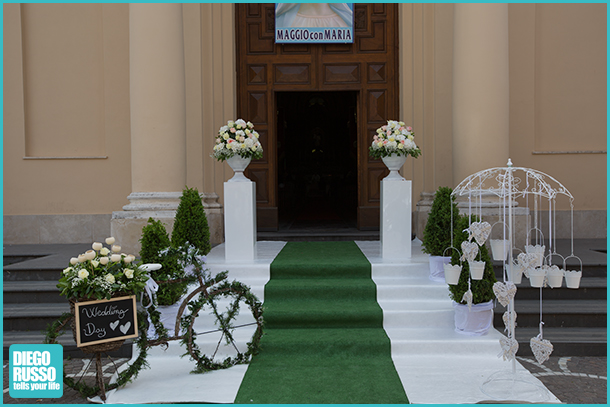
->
[139,263,162,308]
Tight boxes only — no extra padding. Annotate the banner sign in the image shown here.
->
[275,3,354,44]
[74,295,138,347]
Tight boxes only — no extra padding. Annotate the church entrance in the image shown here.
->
[277,91,358,230]
[235,4,399,231]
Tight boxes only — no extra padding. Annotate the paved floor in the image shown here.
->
[3,356,606,404]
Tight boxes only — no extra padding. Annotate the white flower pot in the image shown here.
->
[565,270,582,289]
[528,268,547,288]
[453,300,494,336]
[509,260,523,284]
[381,155,407,180]
[429,255,451,283]
[546,266,564,288]
[490,239,510,261]
[468,260,486,280]
[226,155,252,182]
[444,263,462,285]
[525,245,545,268]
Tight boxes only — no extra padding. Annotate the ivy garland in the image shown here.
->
[43,270,264,399]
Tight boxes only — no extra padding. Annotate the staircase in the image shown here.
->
[3,244,133,359]
[492,239,607,357]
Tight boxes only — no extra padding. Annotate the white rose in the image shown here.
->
[124,269,134,279]
[227,120,235,127]
[85,250,96,260]
[105,237,116,245]
[111,245,121,253]
[100,257,109,265]
[220,125,229,133]
[124,255,133,264]
[78,269,89,279]
[63,267,73,275]
[100,247,110,256]
[104,274,115,284]
[91,260,99,268]
[78,254,87,263]
[110,254,122,263]
[92,242,103,251]
[70,257,79,265]
[235,119,247,127]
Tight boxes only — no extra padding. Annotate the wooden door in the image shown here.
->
[235,3,398,230]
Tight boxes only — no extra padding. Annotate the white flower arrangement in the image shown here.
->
[369,120,421,159]
[57,237,148,300]
[212,119,263,161]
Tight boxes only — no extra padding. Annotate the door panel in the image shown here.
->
[235,3,398,230]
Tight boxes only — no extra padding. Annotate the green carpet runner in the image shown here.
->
[234,241,409,404]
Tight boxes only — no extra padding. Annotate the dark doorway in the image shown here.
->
[277,91,358,231]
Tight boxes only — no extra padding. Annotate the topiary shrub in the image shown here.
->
[139,218,189,306]
[422,186,460,256]
[448,214,497,304]
[171,186,211,255]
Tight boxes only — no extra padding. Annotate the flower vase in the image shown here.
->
[227,155,252,182]
[381,155,407,180]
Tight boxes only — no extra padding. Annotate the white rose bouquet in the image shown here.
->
[369,120,421,159]
[57,237,148,301]
[212,119,264,161]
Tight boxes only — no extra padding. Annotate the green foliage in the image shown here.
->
[171,186,211,255]
[139,218,188,306]
[422,187,460,256]
[448,214,497,304]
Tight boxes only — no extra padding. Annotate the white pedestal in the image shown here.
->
[381,178,412,259]
[224,181,257,261]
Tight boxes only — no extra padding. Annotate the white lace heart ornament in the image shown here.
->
[518,252,539,270]
[462,289,473,310]
[530,335,553,364]
[460,241,479,262]
[502,311,517,332]
[492,281,517,307]
[468,221,492,246]
[498,335,519,361]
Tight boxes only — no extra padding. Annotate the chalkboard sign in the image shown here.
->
[74,296,138,347]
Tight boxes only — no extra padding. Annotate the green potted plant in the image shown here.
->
[140,218,187,306]
[448,214,498,336]
[422,186,460,282]
[171,186,211,255]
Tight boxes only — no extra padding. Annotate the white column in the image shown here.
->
[224,181,257,261]
[381,178,412,259]
[111,4,187,254]
[452,3,509,185]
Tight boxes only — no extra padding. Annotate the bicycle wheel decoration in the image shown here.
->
[44,243,264,401]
